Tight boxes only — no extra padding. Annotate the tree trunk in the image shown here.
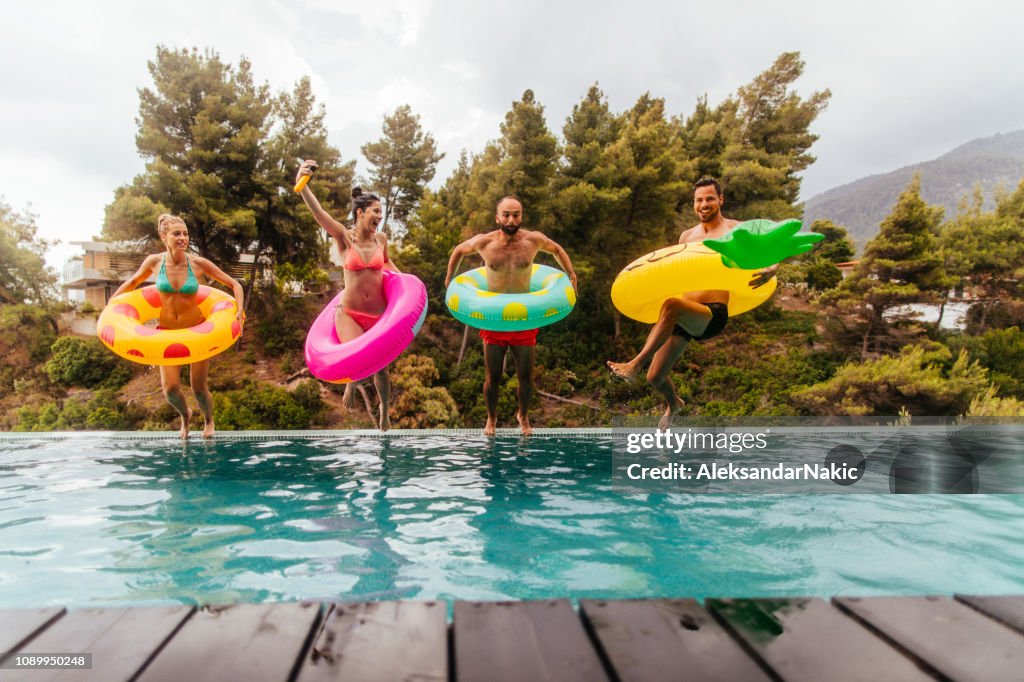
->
[237,238,265,352]
[934,297,947,333]
[240,195,273,344]
[242,240,264,314]
[535,389,598,410]
[861,315,873,359]
[457,324,470,366]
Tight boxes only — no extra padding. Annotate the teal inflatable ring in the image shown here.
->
[446,264,576,331]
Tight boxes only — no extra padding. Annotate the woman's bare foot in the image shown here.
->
[607,360,640,385]
[379,404,391,432]
[179,408,193,439]
[202,416,215,439]
[516,411,533,436]
[657,398,686,431]
[342,383,357,409]
[483,418,496,437]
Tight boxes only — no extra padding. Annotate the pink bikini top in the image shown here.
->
[344,245,386,271]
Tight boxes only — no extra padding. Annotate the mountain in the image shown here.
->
[802,130,1024,248]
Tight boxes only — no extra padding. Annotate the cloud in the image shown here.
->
[1,0,1022,270]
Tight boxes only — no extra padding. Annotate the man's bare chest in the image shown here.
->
[480,241,537,270]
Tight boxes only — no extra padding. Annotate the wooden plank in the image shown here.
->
[956,594,1024,634]
[709,598,933,682]
[836,596,1024,682]
[579,598,770,682]
[12,606,193,682]
[0,608,65,659]
[137,601,321,682]
[296,601,446,682]
[453,599,608,682]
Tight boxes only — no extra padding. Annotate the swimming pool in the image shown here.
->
[1,430,1023,609]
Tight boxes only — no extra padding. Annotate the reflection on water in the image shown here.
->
[0,434,1023,608]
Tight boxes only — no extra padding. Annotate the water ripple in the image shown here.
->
[0,434,1021,608]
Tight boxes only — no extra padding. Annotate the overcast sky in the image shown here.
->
[2,0,1022,271]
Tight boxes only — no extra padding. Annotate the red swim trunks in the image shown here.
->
[479,328,539,347]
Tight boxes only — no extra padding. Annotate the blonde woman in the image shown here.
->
[113,214,245,438]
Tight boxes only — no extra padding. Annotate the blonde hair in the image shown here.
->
[157,213,186,237]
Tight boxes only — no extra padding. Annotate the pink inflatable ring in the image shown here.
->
[304,271,428,384]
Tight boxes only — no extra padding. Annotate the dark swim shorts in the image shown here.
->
[672,302,728,341]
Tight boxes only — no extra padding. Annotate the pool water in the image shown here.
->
[1,431,1023,608]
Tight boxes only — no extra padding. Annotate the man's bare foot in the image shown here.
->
[202,416,215,439]
[607,360,640,385]
[379,404,391,432]
[483,418,496,437]
[657,398,686,431]
[516,411,533,436]
[179,408,193,439]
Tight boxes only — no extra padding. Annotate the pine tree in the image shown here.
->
[551,84,627,243]
[604,93,688,248]
[796,219,855,290]
[694,52,830,220]
[941,178,1024,330]
[251,76,353,299]
[362,104,443,236]
[824,176,951,355]
[103,48,353,291]
[104,47,272,263]
[496,89,559,223]
[805,220,856,263]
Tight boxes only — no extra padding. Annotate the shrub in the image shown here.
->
[214,381,324,430]
[390,355,459,428]
[45,336,131,388]
[791,345,989,416]
[966,387,1024,417]
[13,388,132,431]
[946,327,1024,399]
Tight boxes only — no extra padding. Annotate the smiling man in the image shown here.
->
[446,196,578,436]
[607,177,777,428]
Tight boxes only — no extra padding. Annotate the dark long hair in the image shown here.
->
[351,187,380,222]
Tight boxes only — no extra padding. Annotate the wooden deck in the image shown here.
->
[1,596,1023,681]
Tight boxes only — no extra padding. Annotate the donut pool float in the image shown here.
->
[97,285,241,365]
[445,264,576,331]
[304,271,428,384]
[611,219,822,322]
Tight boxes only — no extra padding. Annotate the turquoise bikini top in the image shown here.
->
[156,255,199,295]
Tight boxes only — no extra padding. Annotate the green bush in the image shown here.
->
[291,379,326,415]
[791,345,989,416]
[214,380,324,430]
[45,336,131,388]
[13,388,132,431]
[391,355,459,428]
[804,258,843,291]
[946,327,1024,399]
[966,387,1024,417]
